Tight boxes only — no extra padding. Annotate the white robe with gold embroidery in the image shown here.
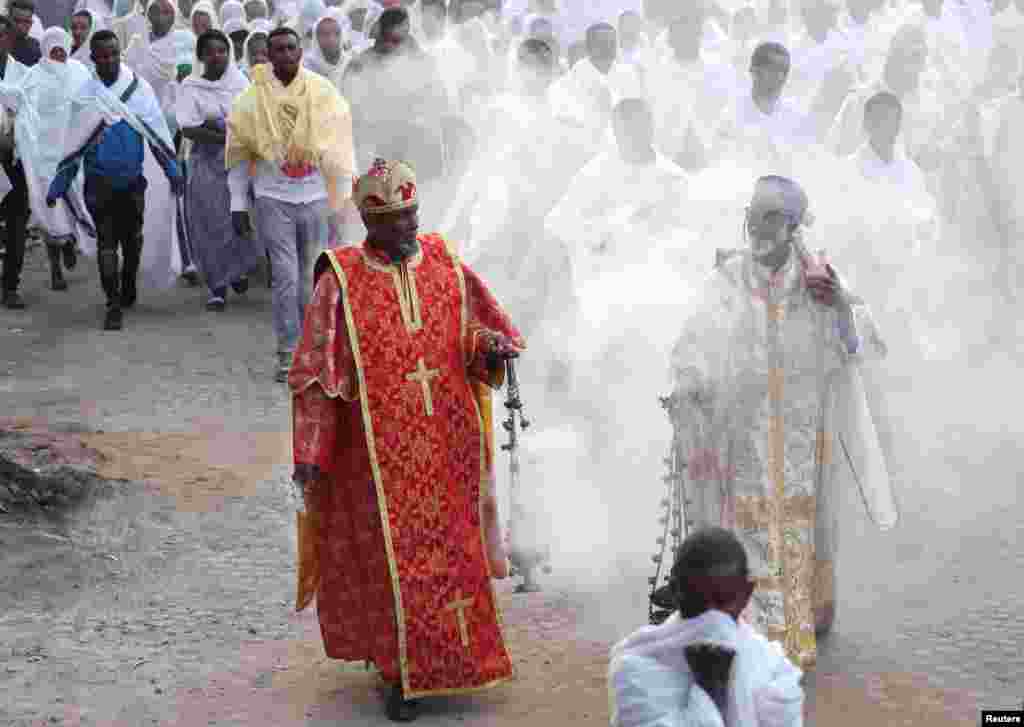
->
[669,249,891,668]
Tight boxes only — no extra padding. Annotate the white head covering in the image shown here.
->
[305,7,351,84]
[185,27,249,87]
[243,21,271,70]
[145,0,182,34]
[17,27,93,178]
[219,0,245,24]
[124,0,184,87]
[190,0,219,32]
[40,27,73,72]
[244,0,270,21]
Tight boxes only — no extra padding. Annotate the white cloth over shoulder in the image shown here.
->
[125,0,189,132]
[303,7,351,90]
[609,610,805,727]
[15,29,95,244]
[64,68,183,288]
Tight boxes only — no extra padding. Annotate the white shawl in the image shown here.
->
[8,29,94,241]
[62,67,183,288]
[609,610,805,727]
[303,7,351,89]
[177,42,249,128]
[125,0,188,130]
[190,0,219,32]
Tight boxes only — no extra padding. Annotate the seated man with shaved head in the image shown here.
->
[609,527,805,727]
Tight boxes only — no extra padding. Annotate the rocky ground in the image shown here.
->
[1,244,1022,726]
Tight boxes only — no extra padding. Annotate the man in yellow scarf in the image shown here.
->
[226,25,355,381]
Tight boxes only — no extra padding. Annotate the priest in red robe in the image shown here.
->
[287,158,525,722]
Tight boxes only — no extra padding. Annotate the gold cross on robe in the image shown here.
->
[444,590,474,648]
[406,357,441,416]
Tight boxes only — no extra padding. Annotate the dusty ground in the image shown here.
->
[1,244,1022,726]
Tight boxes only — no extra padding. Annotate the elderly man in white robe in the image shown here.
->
[610,527,804,727]
[668,175,894,669]
[15,28,94,292]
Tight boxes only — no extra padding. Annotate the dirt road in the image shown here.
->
[2,246,1021,726]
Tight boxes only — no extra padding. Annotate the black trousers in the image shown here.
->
[0,158,30,294]
[84,175,146,307]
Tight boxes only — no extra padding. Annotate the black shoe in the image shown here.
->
[104,305,123,331]
[385,685,419,723]
[230,276,249,295]
[51,269,68,291]
[2,290,25,309]
[206,296,226,312]
[62,241,78,270]
[181,265,200,286]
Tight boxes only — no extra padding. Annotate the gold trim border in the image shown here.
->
[324,250,413,695]
[434,238,516,697]
[326,244,514,699]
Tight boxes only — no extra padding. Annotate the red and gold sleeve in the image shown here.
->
[461,261,526,388]
[288,267,358,472]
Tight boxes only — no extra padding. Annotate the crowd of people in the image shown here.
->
[0,0,1021,723]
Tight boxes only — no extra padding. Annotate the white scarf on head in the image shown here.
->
[19,28,94,175]
[189,0,219,33]
[304,7,351,88]
[7,27,94,241]
[179,32,249,124]
[244,0,270,22]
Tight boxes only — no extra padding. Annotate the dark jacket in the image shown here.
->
[11,35,41,67]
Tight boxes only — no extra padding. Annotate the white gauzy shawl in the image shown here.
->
[609,610,805,727]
